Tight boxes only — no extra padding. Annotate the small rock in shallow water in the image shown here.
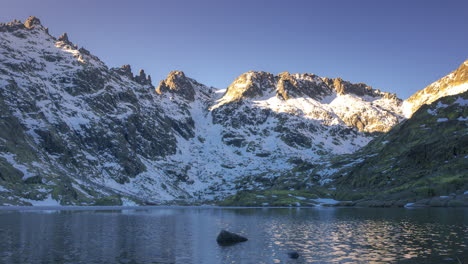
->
[216,230,248,246]
[288,251,300,259]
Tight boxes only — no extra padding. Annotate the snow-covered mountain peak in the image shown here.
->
[1,16,465,205]
[215,71,334,106]
[0,16,45,32]
[23,16,43,30]
[0,17,107,78]
[402,59,468,117]
[215,70,400,108]
[212,70,403,132]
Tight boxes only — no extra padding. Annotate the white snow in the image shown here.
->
[288,194,307,200]
[453,96,468,106]
[121,198,139,206]
[437,118,448,122]
[0,153,35,180]
[294,196,307,200]
[436,101,449,108]
[71,183,92,198]
[427,108,438,116]
[22,194,61,206]
[319,178,333,185]
[313,198,340,205]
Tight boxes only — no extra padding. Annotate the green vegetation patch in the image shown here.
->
[218,189,321,207]
[93,195,123,206]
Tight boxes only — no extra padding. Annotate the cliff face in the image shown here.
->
[0,17,465,206]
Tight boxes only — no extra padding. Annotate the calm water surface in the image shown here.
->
[0,207,466,264]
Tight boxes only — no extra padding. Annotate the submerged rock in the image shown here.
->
[287,251,300,259]
[216,230,248,246]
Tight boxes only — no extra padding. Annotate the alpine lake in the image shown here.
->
[0,206,466,264]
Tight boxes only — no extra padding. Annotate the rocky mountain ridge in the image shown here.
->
[212,70,403,134]
[0,17,466,206]
[403,60,468,117]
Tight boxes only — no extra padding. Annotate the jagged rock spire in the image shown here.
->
[135,69,147,83]
[117,64,134,80]
[58,32,73,45]
[57,32,77,49]
[147,75,152,85]
[23,16,42,29]
[156,71,195,101]
[134,69,153,86]
[112,65,152,86]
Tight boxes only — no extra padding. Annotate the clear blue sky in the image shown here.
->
[2,0,467,98]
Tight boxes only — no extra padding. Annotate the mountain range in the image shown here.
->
[0,17,466,206]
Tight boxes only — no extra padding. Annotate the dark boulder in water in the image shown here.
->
[288,251,300,259]
[216,230,248,246]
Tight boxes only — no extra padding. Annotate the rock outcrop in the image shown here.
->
[216,230,248,246]
[276,72,331,100]
[134,69,153,86]
[288,252,300,259]
[57,32,74,46]
[156,71,196,101]
[114,64,134,80]
[0,16,46,32]
[219,71,276,102]
[23,16,42,29]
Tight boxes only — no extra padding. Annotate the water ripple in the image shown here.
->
[0,207,466,263]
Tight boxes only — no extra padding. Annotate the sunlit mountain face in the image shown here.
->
[0,17,466,206]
